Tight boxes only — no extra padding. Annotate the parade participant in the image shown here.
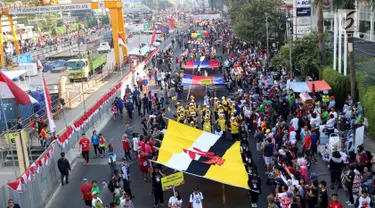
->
[79,133,91,165]
[152,166,165,208]
[168,191,183,208]
[98,133,106,158]
[248,170,261,208]
[329,194,343,208]
[189,188,204,208]
[80,178,93,207]
[216,114,226,135]
[229,117,239,141]
[202,114,212,132]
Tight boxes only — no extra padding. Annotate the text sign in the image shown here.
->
[297,17,311,25]
[297,0,311,7]
[340,9,357,35]
[297,26,311,34]
[161,172,185,191]
[296,8,311,17]
[8,4,91,15]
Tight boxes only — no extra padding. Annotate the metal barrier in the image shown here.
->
[0,89,119,208]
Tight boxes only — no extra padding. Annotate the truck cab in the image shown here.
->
[66,59,89,82]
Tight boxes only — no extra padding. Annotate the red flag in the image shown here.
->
[161,24,164,37]
[0,72,33,105]
[118,34,126,47]
[18,29,22,40]
[150,25,158,46]
[41,72,56,132]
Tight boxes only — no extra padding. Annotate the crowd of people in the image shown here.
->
[47,14,375,208]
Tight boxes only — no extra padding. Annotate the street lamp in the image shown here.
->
[77,37,87,113]
[286,17,293,76]
[265,13,269,65]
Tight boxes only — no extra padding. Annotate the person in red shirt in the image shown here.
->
[328,193,343,208]
[80,178,93,207]
[122,134,132,161]
[79,133,91,165]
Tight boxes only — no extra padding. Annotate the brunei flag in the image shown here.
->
[156,120,249,189]
[182,60,220,69]
[181,75,224,86]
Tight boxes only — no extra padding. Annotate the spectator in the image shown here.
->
[57,152,71,186]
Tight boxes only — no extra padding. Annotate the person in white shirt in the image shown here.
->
[290,115,299,131]
[168,190,183,208]
[355,190,372,208]
[326,114,336,136]
[132,135,140,156]
[329,107,338,121]
[310,112,321,127]
[91,191,103,208]
[189,188,203,208]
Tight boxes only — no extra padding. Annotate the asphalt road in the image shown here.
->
[48,33,353,208]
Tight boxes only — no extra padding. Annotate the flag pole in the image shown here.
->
[0,93,18,178]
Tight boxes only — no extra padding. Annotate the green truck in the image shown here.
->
[67,53,107,82]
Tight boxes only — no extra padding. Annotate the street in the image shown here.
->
[47,40,354,208]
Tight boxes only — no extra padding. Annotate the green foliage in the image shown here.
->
[357,71,375,136]
[320,66,350,108]
[102,15,110,25]
[56,27,67,35]
[229,0,285,44]
[271,31,321,77]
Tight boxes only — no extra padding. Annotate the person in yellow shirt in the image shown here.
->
[216,114,226,135]
[229,117,239,141]
[213,97,219,119]
[222,96,228,117]
[202,115,212,132]
[39,125,48,148]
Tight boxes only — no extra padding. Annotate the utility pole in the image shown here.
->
[286,17,293,76]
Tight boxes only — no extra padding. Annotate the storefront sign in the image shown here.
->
[297,26,311,34]
[297,0,311,7]
[297,7,311,17]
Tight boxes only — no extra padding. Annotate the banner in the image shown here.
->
[181,75,224,86]
[9,4,92,15]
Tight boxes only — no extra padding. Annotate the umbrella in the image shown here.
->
[0,71,38,105]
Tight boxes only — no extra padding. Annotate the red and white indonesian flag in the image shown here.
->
[118,34,126,47]
[0,72,37,105]
[41,72,56,132]
[7,178,24,193]
[150,25,158,46]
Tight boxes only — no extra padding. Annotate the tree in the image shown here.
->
[229,0,285,45]
[329,0,375,102]
[312,0,326,66]
[271,31,324,77]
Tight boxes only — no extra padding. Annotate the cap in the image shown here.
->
[193,187,199,191]
[83,178,88,182]
[92,191,97,195]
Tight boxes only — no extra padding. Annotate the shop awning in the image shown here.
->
[288,81,310,93]
[307,80,331,92]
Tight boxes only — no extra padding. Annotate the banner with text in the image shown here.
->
[9,4,91,15]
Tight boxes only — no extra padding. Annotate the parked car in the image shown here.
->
[50,60,67,73]
[97,42,111,53]
[43,60,67,73]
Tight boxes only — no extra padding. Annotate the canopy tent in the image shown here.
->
[288,81,310,93]
[307,80,331,92]
[0,72,38,104]
[1,70,27,80]
[128,46,153,56]
[181,74,224,86]
[182,60,219,69]
[156,120,249,189]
